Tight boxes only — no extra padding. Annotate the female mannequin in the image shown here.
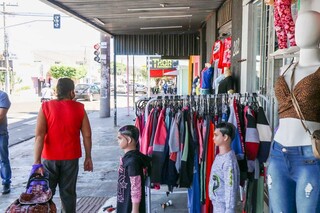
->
[268,10,320,212]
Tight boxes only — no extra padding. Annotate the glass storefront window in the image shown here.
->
[250,1,262,92]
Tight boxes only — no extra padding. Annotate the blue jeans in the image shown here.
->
[267,141,320,213]
[0,133,11,185]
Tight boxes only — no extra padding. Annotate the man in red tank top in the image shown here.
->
[33,78,93,213]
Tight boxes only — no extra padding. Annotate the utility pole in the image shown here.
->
[1,2,18,93]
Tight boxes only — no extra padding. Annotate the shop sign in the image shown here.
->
[150,57,179,69]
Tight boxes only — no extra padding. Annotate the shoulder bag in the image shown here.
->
[289,63,320,158]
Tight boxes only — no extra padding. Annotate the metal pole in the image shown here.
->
[132,55,135,109]
[1,2,17,94]
[3,3,9,93]
[114,51,117,127]
[147,56,150,97]
[126,55,129,116]
[100,33,111,118]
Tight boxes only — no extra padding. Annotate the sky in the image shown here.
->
[1,0,100,61]
[0,0,176,89]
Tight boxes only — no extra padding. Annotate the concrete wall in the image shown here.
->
[231,0,243,93]
[205,13,217,67]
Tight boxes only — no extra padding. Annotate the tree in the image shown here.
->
[140,65,148,80]
[49,65,87,80]
[110,62,127,75]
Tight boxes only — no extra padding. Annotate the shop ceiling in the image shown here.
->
[40,0,225,56]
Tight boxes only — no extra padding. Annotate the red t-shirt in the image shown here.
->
[42,100,85,160]
[222,36,232,68]
[209,40,224,68]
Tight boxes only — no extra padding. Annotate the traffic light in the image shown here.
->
[93,43,100,63]
[53,14,61,29]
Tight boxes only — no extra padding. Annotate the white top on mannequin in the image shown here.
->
[274,11,320,147]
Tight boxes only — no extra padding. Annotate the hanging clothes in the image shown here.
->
[151,108,167,183]
[140,108,155,155]
[204,120,215,213]
[180,108,194,188]
[256,106,272,163]
[135,94,271,213]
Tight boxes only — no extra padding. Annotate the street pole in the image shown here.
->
[1,2,18,94]
[132,55,135,109]
[126,54,129,116]
[99,33,111,118]
[3,3,9,93]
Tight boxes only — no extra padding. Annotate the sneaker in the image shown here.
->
[2,184,11,194]
[286,46,300,54]
[269,48,288,57]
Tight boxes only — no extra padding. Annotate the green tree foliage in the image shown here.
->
[110,62,127,75]
[140,65,148,80]
[0,72,5,86]
[49,65,87,79]
[74,66,87,79]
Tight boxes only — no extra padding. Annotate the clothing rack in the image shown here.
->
[145,93,269,119]
[139,93,270,213]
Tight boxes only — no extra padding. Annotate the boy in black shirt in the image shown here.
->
[117,125,151,213]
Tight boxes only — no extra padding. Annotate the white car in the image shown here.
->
[135,84,147,94]
[117,84,127,93]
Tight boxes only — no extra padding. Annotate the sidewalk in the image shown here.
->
[0,107,188,212]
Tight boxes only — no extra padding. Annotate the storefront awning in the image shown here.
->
[163,70,179,76]
[150,69,178,78]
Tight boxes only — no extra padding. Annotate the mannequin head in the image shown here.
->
[295,11,320,49]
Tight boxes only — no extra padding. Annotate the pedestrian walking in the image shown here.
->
[33,77,93,213]
[41,83,55,103]
[0,90,11,194]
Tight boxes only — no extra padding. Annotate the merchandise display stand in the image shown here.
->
[140,93,269,213]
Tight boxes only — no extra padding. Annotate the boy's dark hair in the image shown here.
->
[216,122,236,141]
[56,78,74,100]
[118,125,139,142]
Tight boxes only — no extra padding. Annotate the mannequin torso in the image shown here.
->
[274,11,320,146]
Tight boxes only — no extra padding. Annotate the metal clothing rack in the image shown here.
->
[141,93,269,213]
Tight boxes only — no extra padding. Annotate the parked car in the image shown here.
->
[135,84,147,94]
[103,83,133,93]
[117,84,127,93]
[74,83,100,101]
[93,82,101,88]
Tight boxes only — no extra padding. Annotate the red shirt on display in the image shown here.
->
[222,36,232,68]
[209,40,224,68]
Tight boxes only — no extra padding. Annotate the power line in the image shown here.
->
[0,19,51,29]
[0,11,69,18]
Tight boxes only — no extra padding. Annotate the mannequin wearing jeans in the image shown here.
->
[268,11,320,212]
